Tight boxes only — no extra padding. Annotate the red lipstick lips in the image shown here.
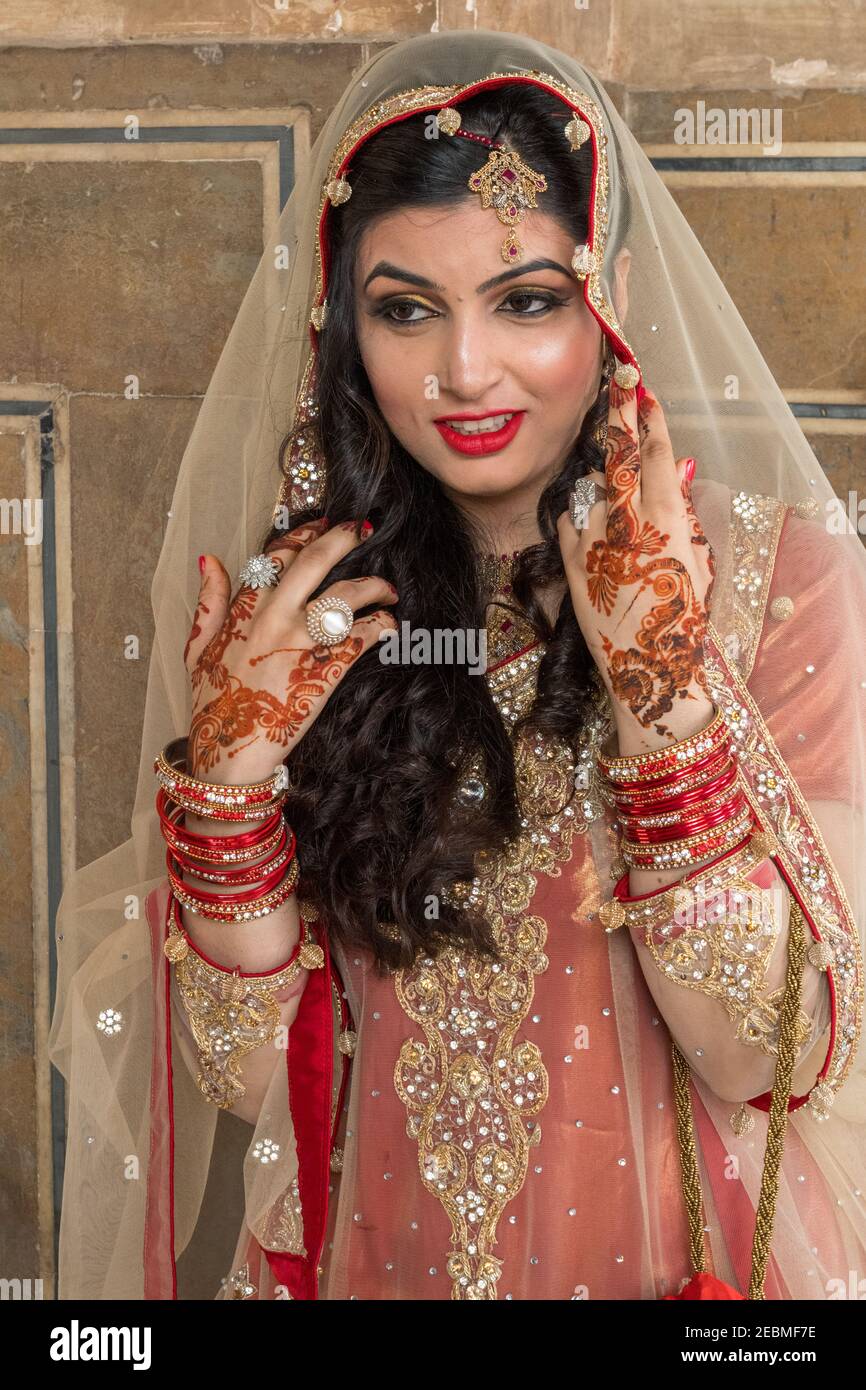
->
[433,410,525,457]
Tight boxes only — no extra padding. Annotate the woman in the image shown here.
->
[48,30,866,1302]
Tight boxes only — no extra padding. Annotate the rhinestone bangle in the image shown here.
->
[597,707,727,783]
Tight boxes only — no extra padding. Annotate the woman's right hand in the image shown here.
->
[182,517,398,785]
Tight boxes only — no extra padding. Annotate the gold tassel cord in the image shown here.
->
[671,1041,707,1274]
[747,897,807,1300]
[672,895,807,1298]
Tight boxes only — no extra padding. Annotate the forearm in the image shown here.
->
[624,852,830,1102]
[602,690,830,1100]
[172,810,308,1123]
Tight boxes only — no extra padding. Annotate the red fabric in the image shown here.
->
[144,882,178,1299]
[663,1272,745,1300]
[262,929,334,1300]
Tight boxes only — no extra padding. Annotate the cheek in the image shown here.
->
[519,324,599,407]
[357,324,418,423]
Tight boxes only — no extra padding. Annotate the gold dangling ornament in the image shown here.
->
[436,106,548,264]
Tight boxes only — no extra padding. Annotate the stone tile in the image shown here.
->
[610,0,866,89]
[627,87,866,146]
[667,180,865,393]
[0,42,384,139]
[806,431,866,512]
[69,393,200,864]
[438,0,613,72]
[0,430,40,1271]
[0,1,435,44]
[0,157,262,394]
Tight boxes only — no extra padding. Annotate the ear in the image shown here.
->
[611,246,632,325]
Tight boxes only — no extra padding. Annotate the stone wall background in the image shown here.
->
[0,0,862,1297]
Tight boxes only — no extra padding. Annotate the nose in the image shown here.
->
[435,306,506,403]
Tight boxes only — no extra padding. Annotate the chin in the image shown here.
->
[417,449,551,501]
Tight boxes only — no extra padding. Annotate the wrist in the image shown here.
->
[611,691,715,756]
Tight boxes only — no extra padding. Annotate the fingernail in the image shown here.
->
[198,554,206,573]
[684,457,696,485]
[361,519,374,537]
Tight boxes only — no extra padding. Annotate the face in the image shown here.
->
[353,198,628,537]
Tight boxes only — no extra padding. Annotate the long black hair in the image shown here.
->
[257,83,626,974]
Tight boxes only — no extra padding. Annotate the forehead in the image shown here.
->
[354,201,575,289]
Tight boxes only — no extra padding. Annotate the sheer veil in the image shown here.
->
[48,28,866,1299]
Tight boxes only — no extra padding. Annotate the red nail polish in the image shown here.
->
[684,458,697,485]
[198,554,205,573]
[361,519,374,537]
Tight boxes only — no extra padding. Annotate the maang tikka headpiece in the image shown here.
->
[435,105,548,264]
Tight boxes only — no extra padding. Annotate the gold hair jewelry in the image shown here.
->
[326,176,352,205]
[436,113,547,264]
[564,115,591,150]
[467,145,549,263]
[613,361,640,389]
[571,243,599,279]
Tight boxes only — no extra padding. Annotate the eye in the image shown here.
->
[499,289,569,316]
[376,298,438,325]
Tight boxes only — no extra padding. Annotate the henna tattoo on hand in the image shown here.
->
[586,418,712,735]
[188,641,361,775]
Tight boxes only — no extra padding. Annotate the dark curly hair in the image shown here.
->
[257,83,628,975]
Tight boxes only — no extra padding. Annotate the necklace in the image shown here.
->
[477,548,522,602]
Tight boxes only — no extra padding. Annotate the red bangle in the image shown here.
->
[169,825,295,885]
[610,759,737,813]
[601,736,732,792]
[612,832,761,905]
[621,792,747,845]
[166,846,290,906]
[157,789,285,862]
[619,789,750,839]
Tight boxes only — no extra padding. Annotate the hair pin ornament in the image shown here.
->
[435,105,548,263]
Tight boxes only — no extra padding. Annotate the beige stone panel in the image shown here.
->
[610,0,866,90]
[663,175,865,394]
[627,87,866,145]
[69,393,201,864]
[0,155,262,395]
[0,0,435,44]
[437,0,612,64]
[800,425,866,514]
[0,43,380,140]
[0,428,43,1277]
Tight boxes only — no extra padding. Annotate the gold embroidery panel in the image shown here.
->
[393,662,613,1299]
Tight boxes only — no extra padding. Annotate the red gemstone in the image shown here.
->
[501,168,516,182]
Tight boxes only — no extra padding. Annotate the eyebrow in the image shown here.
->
[362,257,574,295]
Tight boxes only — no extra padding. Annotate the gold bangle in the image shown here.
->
[598,707,727,783]
[154,737,287,820]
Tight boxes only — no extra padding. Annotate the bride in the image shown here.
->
[49,29,866,1301]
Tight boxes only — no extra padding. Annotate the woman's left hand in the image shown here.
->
[557,380,716,747]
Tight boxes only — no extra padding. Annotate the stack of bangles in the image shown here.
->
[154,736,300,924]
[596,707,754,871]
